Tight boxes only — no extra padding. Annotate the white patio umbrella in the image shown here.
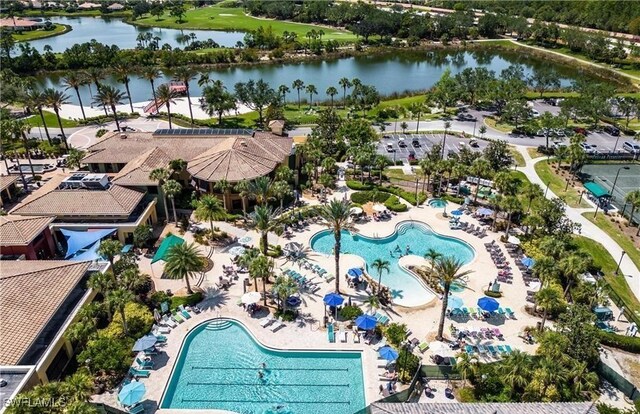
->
[507,235,521,245]
[350,207,363,215]
[373,204,386,212]
[241,291,262,305]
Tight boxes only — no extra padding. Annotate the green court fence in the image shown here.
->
[420,364,461,380]
[596,361,640,401]
[605,286,640,328]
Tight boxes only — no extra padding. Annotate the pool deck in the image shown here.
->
[92,174,629,412]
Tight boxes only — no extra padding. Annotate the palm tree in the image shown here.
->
[273,275,299,312]
[523,182,543,214]
[247,205,280,254]
[248,176,272,206]
[149,168,171,221]
[172,66,196,125]
[114,64,135,113]
[142,67,161,113]
[271,180,292,210]
[234,179,251,215]
[198,73,212,88]
[250,254,273,306]
[567,359,599,399]
[558,254,589,296]
[119,267,148,293]
[162,179,182,224]
[42,88,71,150]
[62,72,87,120]
[107,288,133,335]
[24,89,51,144]
[371,258,390,296]
[554,145,569,170]
[424,248,442,272]
[237,248,260,286]
[93,85,127,131]
[363,294,380,315]
[88,271,115,306]
[535,284,564,331]
[500,195,521,236]
[532,256,557,286]
[469,158,491,203]
[194,194,225,239]
[156,84,179,128]
[409,102,425,134]
[499,350,533,397]
[63,371,94,403]
[305,84,318,107]
[326,86,338,107]
[320,199,355,293]
[8,120,36,180]
[214,179,232,211]
[624,189,640,229]
[419,158,437,194]
[419,256,472,341]
[278,84,290,104]
[292,79,304,109]
[456,351,478,387]
[338,77,352,108]
[164,242,205,294]
[441,120,451,159]
[97,239,123,271]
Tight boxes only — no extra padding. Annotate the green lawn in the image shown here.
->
[534,159,591,208]
[133,4,357,40]
[484,117,512,133]
[582,212,640,271]
[509,146,525,167]
[24,111,80,129]
[12,24,69,42]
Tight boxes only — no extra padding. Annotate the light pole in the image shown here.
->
[610,166,630,201]
[544,180,550,198]
[612,134,621,153]
[415,178,419,207]
[615,251,626,276]
[472,119,477,138]
[579,190,585,205]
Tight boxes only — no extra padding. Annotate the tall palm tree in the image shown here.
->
[149,168,171,221]
[558,254,589,296]
[8,120,36,180]
[62,72,87,120]
[247,205,280,255]
[155,84,179,128]
[455,351,478,387]
[535,284,564,331]
[234,179,251,215]
[305,84,318,107]
[271,180,292,210]
[419,256,472,340]
[24,88,51,144]
[250,254,273,306]
[248,176,272,206]
[119,267,148,293]
[320,199,355,293]
[214,178,232,211]
[500,195,521,236]
[409,102,425,134]
[523,182,543,214]
[363,294,380,315]
[114,64,135,113]
[273,275,299,312]
[424,248,442,272]
[292,79,304,109]
[92,85,127,131]
[326,86,338,107]
[499,350,533,397]
[237,248,260,286]
[198,73,213,88]
[194,194,225,238]
[42,88,71,150]
[371,258,390,296]
[419,158,437,194]
[164,242,205,294]
[142,67,161,113]
[84,67,107,116]
[97,239,123,272]
[532,256,557,286]
[338,77,352,108]
[624,189,640,229]
[567,359,599,399]
[172,66,196,125]
[162,179,182,224]
[107,288,133,335]
[469,158,491,203]
[441,120,451,159]
[278,84,290,104]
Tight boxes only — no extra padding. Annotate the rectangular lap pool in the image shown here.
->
[161,319,366,414]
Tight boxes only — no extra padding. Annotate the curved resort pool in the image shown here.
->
[310,221,475,307]
[428,199,447,208]
[161,319,365,414]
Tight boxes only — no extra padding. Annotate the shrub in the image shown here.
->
[96,128,107,138]
[275,309,297,321]
[396,349,420,382]
[350,191,390,204]
[598,331,640,353]
[346,180,374,191]
[457,387,477,402]
[382,185,427,205]
[148,290,170,310]
[484,290,502,298]
[339,305,363,320]
[384,322,408,347]
[170,292,204,309]
[78,333,133,376]
[384,195,407,212]
[104,302,154,339]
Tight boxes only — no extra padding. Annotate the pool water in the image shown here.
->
[161,319,366,414]
[428,199,447,208]
[310,221,474,307]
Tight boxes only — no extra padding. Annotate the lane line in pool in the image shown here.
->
[191,367,350,372]
[187,382,350,387]
[181,399,351,405]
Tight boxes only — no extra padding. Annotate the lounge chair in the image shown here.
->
[505,308,515,318]
[477,344,487,354]
[354,332,360,343]
[135,357,153,369]
[186,305,200,314]
[270,317,283,332]
[143,348,158,356]
[492,328,504,339]
[418,342,429,353]
[373,338,387,351]
[328,324,335,343]
[464,345,475,355]
[172,313,184,324]
[129,367,150,378]
[152,324,170,334]
[339,327,347,343]
[497,308,506,316]
[260,316,275,328]
[154,335,167,343]
[178,305,191,319]
[504,345,513,354]
[128,404,144,414]
[161,315,177,328]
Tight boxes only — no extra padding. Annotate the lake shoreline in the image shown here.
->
[13,23,72,43]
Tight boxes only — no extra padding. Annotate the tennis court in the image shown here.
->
[581,163,640,222]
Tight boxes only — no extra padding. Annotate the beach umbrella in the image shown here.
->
[228,246,246,256]
[323,292,344,307]
[477,296,500,312]
[132,334,157,352]
[118,382,146,406]
[286,296,302,308]
[238,235,252,245]
[507,235,521,245]
[521,257,535,268]
[446,295,464,310]
[355,314,378,330]
[451,210,463,216]
[378,346,399,361]
[477,207,494,216]
[241,291,262,305]
[349,207,363,216]
[347,268,363,278]
[373,204,386,212]
[284,242,303,253]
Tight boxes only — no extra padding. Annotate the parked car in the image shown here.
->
[386,143,395,153]
[623,141,640,154]
[412,139,421,148]
[408,151,416,161]
[469,138,479,148]
[398,138,407,148]
[604,125,620,136]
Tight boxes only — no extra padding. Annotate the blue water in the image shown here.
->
[429,199,447,208]
[310,221,475,307]
[161,319,366,414]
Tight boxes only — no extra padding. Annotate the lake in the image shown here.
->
[26,16,245,52]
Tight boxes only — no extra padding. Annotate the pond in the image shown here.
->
[25,16,245,52]
[36,48,598,106]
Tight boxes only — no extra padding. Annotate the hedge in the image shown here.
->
[346,180,374,191]
[385,195,407,212]
[170,292,204,309]
[598,331,640,353]
[346,181,427,206]
[350,191,391,204]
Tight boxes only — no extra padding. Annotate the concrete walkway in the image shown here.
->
[514,146,640,302]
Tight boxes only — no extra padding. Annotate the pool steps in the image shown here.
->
[205,320,233,331]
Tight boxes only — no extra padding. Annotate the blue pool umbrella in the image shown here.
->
[132,334,158,352]
[118,382,146,406]
[521,257,535,268]
[446,295,464,309]
[477,297,500,312]
[355,314,378,330]
[347,268,363,278]
[477,207,494,216]
[323,293,344,307]
[378,346,399,361]
[451,210,463,216]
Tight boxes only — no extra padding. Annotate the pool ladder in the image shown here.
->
[205,319,232,331]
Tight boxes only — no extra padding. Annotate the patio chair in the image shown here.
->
[172,313,184,324]
[464,345,475,355]
[487,345,498,357]
[418,342,429,353]
[127,404,144,414]
[178,305,191,319]
[497,308,506,316]
[260,316,275,328]
[505,308,515,318]
[152,324,170,335]
[477,344,487,354]
[270,317,283,332]
[504,345,513,354]
[340,327,348,343]
[154,335,167,343]
[492,328,504,339]
[143,348,158,356]
[497,345,506,354]
[135,357,153,369]
[128,367,150,378]
[161,315,177,328]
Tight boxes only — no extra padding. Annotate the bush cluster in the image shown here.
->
[384,195,407,212]
[598,331,640,353]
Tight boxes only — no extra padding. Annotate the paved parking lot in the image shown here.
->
[377,133,487,162]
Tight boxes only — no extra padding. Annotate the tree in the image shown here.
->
[535,284,564,331]
[107,289,133,335]
[172,66,196,125]
[499,350,533,397]
[371,258,390,296]
[247,205,280,254]
[326,86,338,107]
[24,89,51,144]
[430,69,460,113]
[194,194,225,238]
[500,196,521,236]
[234,79,277,125]
[42,88,70,150]
[237,248,260,291]
[200,82,236,124]
[555,304,601,367]
[338,77,352,108]
[133,224,153,248]
[272,275,298,312]
[523,182,543,214]
[250,254,273,306]
[149,168,171,221]
[164,242,205,294]
[169,1,186,23]
[469,158,491,203]
[421,256,472,341]
[456,351,478,387]
[305,84,318,107]
[92,85,127,131]
[624,189,640,228]
[292,79,305,109]
[409,102,426,134]
[559,254,589,296]
[150,4,164,21]
[141,67,161,114]
[320,199,355,293]
[97,239,123,271]
[214,179,232,211]
[538,112,563,150]
[528,68,561,97]
[162,179,182,224]
[278,84,290,104]
[234,180,251,215]
[62,72,87,120]
[400,121,408,133]
[155,84,179,129]
[271,180,292,210]
[248,176,273,206]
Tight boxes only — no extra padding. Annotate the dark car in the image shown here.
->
[398,139,407,148]
[412,140,421,148]
[603,125,620,136]
[408,151,416,161]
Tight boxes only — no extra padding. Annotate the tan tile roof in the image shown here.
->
[0,260,90,365]
[0,215,54,246]
[10,185,145,217]
[0,175,19,192]
[187,136,292,183]
[112,147,172,186]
